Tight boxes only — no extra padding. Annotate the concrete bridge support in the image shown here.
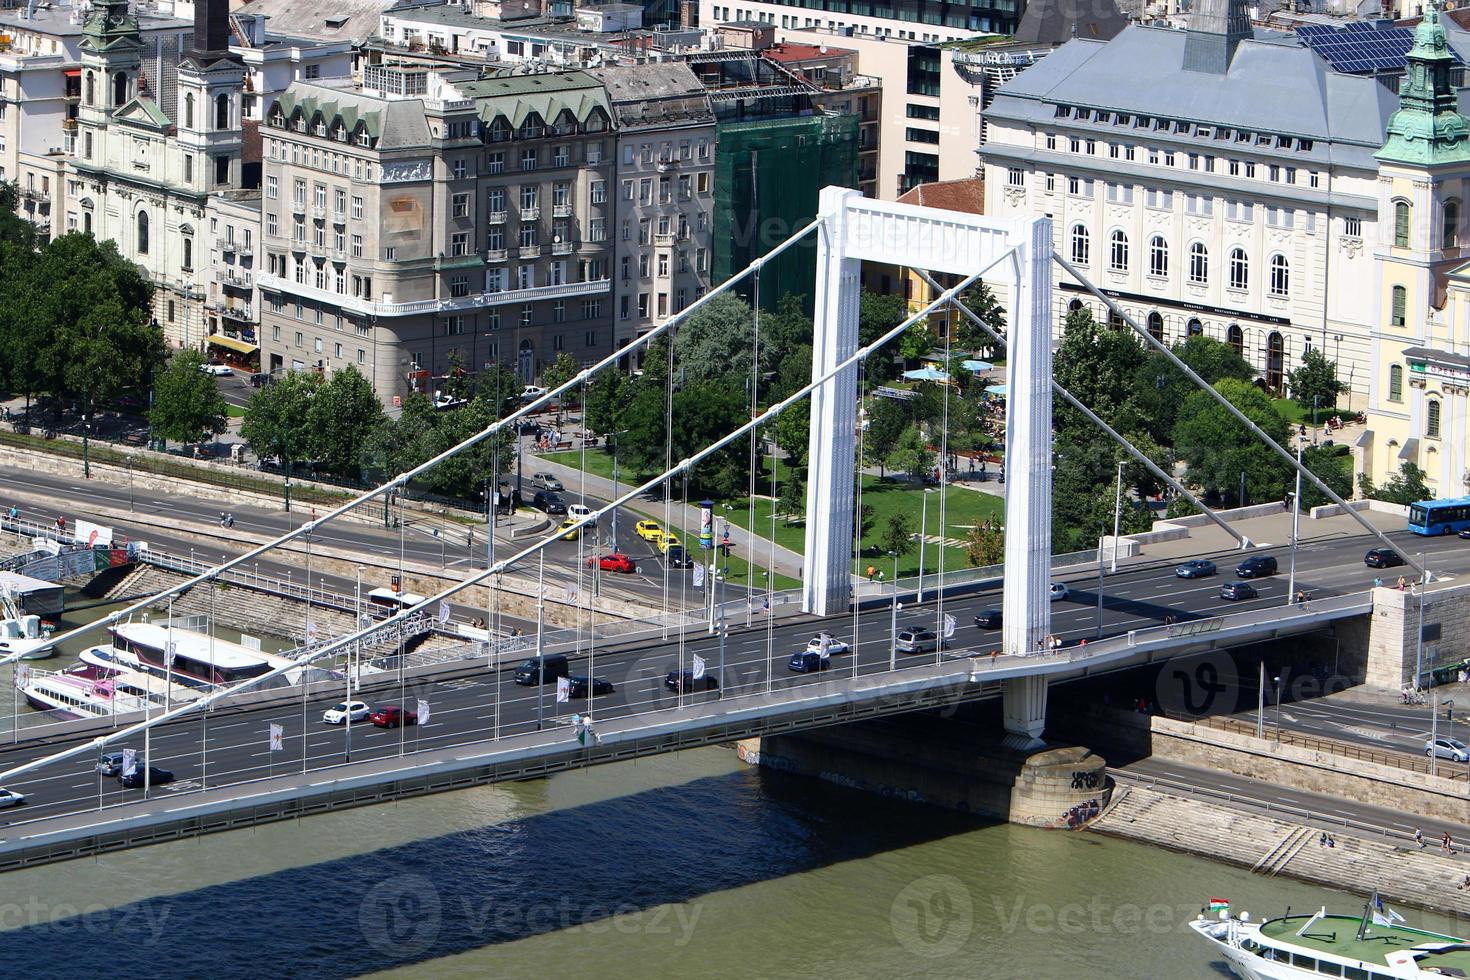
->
[1002,674,1048,750]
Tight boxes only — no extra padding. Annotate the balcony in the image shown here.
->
[330,248,347,263]
[332,211,347,226]
[291,199,306,215]
[551,241,573,256]
[518,245,541,260]
[552,203,572,219]
[21,187,50,203]
[488,209,508,224]
[654,232,674,245]
[311,205,326,220]
[290,239,306,253]
[62,118,77,133]
[256,271,609,318]
[216,265,253,288]
[656,158,675,172]
[553,155,570,169]
[435,251,485,271]
[519,206,540,222]
[238,244,254,258]
[485,248,509,263]
[221,304,255,322]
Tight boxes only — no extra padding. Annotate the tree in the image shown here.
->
[0,181,37,252]
[672,292,758,386]
[1131,336,1254,445]
[363,392,437,481]
[1299,444,1354,509]
[763,293,811,369]
[441,349,472,400]
[542,351,581,394]
[1173,378,1292,505]
[1360,462,1432,505]
[880,512,916,561]
[897,323,937,365]
[306,366,384,477]
[862,398,908,478]
[1052,306,1147,438]
[773,400,810,470]
[963,522,1005,568]
[241,370,319,467]
[1288,348,1346,415]
[858,502,875,540]
[775,473,806,524]
[617,379,750,496]
[885,426,935,482]
[859,289,907,383]
[148,348,227,447]
[953,281,1006,356]
[583,370,629,436]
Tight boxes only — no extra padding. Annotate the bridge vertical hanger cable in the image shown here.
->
[851,355,867,683]
[205,576,214,788]
[302,524,312,774]
[935,294,953,666]
[397,489,406,759]
[579,373,595,723]
[1053,251,1423,580]
[490,431,501,743]
[910,267,1251,551]
[662,334,675,620]
[766,422,778,693]
[0,265,990,787]
[677,469,690,710]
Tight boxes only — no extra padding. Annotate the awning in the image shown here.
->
[961,359,993,373]
[985,384,1008,396]
[1398,437,1419,462]
[208,334,258,354]
[902,367,950,382]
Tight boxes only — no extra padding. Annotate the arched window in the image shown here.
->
[1392,285,1407,327]
[1070,224,1090,265]
[215,93,229,130]
[1395,199,1411,247]
[1188,242,1208,284]
[1269,254,1289,298]
[136,211,149,255]
[1108,230,1128,272]
[1228,247,1249,290]
[1445,199,1460,249]
[1147,311,1164,342]
[1428,397,1442,438]
[1389,363,1404,402]
[1187,318,1204,337]
[1228,323,1244,357]
[1067,298,1083,313]
[182,235,193,270]
[112,71,127,107]
[85,71,94,106]
[1266,332,1285,392]
[1149,236,1168,278]
[184,93,194,129]
[1108,309,1125,330]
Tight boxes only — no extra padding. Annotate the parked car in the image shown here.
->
[1365,548,1405,569]
[974,608,1003,629]
[1235,555,1278,578]
[788,651,830,673]
[520,385,549,401]
[665,669,719,693]
[567,675,615,698]
[895,628,940,654]
[635,520,665,542]
[664,544,693,568]
[588,553,636,574]
[431,392,467,411]
[322,700,370,725]
[96,751,141,777]
[119,766,174,789]
[514,654,570,686]
[532,473,564,492]
[1175,559,1217,579]
[532,491,567,516]
[1427,737,1470,763]
[0,787,24,808]
[806,631,849,656]
[1219,581,1258,601]
[1049,582,1069,601]
[199,362,233,377]
[369,705,418,728]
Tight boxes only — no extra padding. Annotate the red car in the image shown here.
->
[369,705,418,728]
[587,553,636,574]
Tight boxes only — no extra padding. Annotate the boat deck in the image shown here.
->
[1260,914,1470,972]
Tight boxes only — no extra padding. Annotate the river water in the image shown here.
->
[0,743,1464,980]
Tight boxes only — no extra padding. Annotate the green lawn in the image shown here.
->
[224,403,246,418]
[1271,397,1359,427]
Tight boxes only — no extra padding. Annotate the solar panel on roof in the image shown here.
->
[1297,20,1460,73]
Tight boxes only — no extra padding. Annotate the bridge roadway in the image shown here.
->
[0,521,1462,845]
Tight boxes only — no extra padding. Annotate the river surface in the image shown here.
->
[0,742,1465,980]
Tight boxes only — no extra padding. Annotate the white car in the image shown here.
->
[0,788,25,808]
[567,503,597,525]
[1426,737,1470,763]
[431,392,467,410]
[520,385,549,401]
[200,362,233,376]
[322,700,370,725]
[806,632,850,656]
[1049,582,1069,601]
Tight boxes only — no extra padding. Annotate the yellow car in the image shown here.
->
[558,517,581,541]
[635,520,664,542]
[657,532,682,553]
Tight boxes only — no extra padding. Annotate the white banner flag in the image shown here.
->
[438,600,451,624]
[268,723,284,752]
[943,614,956,639]
[121,747,136,776]
[416,699,431,726]
[14,665,29,689]
[164,640,177,667]
[556,676,570,703]
[692,655,707,680]
[692,563,705,588]
[305,621,317,642]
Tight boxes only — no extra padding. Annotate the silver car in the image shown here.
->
[1426,737,1469,763]
[895,628,939,654]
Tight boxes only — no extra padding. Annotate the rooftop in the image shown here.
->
[1258,914,1470,973]
[764,41,857,63]
[0,2,187,37]
[896,176,985,214]
[590,63,714,129]
[235,0,394,43]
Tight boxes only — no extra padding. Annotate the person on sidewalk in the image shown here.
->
[1417,827,1426,849]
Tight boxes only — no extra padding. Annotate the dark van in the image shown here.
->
[514,654,570,686]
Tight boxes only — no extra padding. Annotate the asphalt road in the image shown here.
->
[5,518,1470,830]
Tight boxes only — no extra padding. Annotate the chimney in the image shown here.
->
[191,0,231,60]
[680,0,697,28]
[1182,0,1251,73]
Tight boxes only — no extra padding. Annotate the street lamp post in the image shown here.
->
[918,488,934,603]
[1256,660,1266,740]
[1096,527,1106,638]
[1110,459,1124,573]
[888,549,900,671]
[1287,443,1302,602]
[1273,674,1283,743]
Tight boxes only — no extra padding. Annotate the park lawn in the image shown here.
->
[224,403,246,418]
[1270,397,1360,427]
[721,474,1005,579]
[544,448,800,490]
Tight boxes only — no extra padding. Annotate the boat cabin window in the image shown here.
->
[1291,954,1316,971]
[1342,969,1367,980]
[1318,961,1343,977]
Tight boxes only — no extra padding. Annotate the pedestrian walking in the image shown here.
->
[1398,576,1408,591]
[1416,827,1425,849]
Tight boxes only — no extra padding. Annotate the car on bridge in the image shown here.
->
[0,787,25,808]
[1049,582,1069,601]
[1235,554,1278,578]
[1175,559,1217,579]
[974,609,1003,629]
[1365,548,1405,569]
[1427,737,1470,763]
[1219,581,1258,601]
[788,651,830,673]
[322,700,370,725]
[532,473,564,492]
[806,632,849,656]
[588,553,636,574]
[369,705,418,728]
[119,766,174,789]
[665,669,719,692]
[514,654,570,686]
[532,491,568,516]
[96,751,141,777]
[895,628,940,654]
[567,676,615,698]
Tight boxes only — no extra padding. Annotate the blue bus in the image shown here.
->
[1408,496,1470,535]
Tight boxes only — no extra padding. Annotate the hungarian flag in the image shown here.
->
[1207,899,1230,912]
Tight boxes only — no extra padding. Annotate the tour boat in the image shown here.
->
[1190,893,1470,979]
[19,663,159,720]
[0,615,53,660]
[87,621,337,689]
